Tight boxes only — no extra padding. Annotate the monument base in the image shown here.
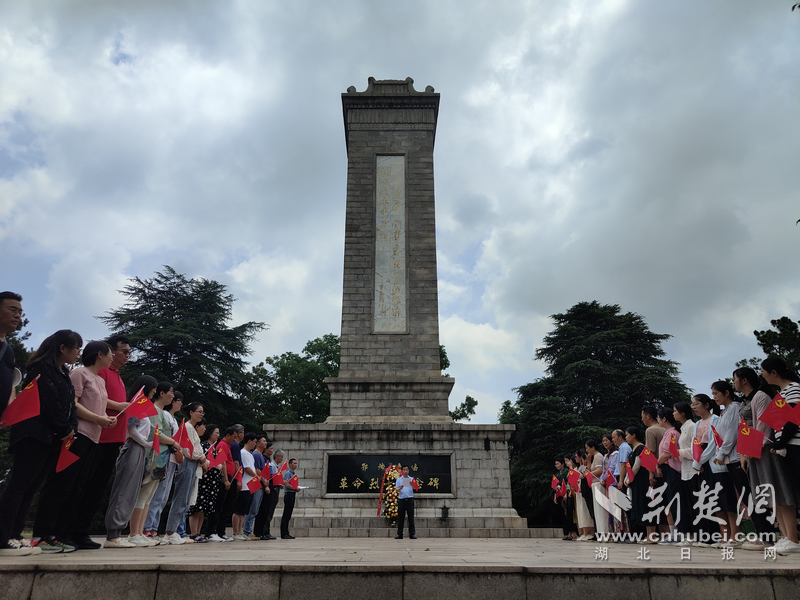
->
[262,422,528,537]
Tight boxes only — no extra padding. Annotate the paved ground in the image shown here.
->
[2,537,798,571]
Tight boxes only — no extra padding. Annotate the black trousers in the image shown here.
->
[280,492,295,537]
[34,433,99,539]
[71,441,121,537]
[206,477,239,537]
[255,485,280,537]
[0,438,60,546]
[397,498,415,537]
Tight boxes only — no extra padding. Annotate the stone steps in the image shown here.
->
[288,516,529,529]
[281,527,561,538]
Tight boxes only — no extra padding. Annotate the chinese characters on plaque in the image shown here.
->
[374,155,407,333]
[326,454,451,494]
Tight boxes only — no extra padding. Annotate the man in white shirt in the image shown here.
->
[395,465,417,540]
[231,433,258,540]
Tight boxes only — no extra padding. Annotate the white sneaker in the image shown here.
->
[207,534,223,542]
[741,540,766,551]
[104,539,136,549]
[0,539,35,556]
[777,539,800,555]
[128,535,151,547]
[165,533,185,545]
[233,533,248,541]
[773,537,791,550]
[221,535,234,542]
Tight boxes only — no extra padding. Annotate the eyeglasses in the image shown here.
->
[2,306,24,317]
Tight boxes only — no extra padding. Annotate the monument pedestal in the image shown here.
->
[262,422,530,538]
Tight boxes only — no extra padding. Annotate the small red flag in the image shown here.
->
[206,444,225,468]
[567,468,580,489]
[737,418,764,459]
[271,470,285,485]
[625,462,635,483]
[759,393,799,432]
[279,461,288,472]
[1,376,41,427]
[174,419,194,457]
[246,476,261,493]
[668,433,680,460]
[152,424,160,452]
[551,475,559,491]
[585,471,595,487]
[411,478,420,491]
[55,437,80,472]
[559,479,567,497]
[710,425,723,448]
[286,474,299,490]
[234,466,243,482]
[640,447,659,472]
[692,437,703,462]
[126,389,158,419]
[604,469,616,488]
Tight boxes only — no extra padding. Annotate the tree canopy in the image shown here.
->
[247,333,340,424]
[500,300,690,524]
[99,266,266,429]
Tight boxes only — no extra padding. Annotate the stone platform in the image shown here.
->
[2,537,799,600]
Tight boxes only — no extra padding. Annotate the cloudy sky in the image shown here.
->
[1,1,798,423]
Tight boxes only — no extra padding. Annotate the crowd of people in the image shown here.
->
[0,291,301,556]
[553,360,800,556]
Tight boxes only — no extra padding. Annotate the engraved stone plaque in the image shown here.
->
[326,453,452,494]
[373,155,407,333]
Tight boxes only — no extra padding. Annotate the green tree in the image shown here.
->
[449,395,477,421]
[99,266,266,429]
[751,317,800,373]
[532,301,689,425]
[499,396,606,524]
[439,344,450,374]
[247,334,340,424]
[500,301,690,525]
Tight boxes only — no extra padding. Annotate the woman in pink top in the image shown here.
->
[656,407,681,544]
[40,341,116,550]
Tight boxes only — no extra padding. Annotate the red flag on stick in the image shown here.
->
[759,394,799,432]
[411,478,420,491]
[559,479,567,497]
[152,424,160,453]
[567,468,580,489]
[286,474,299,490]
[55,438,80,472]
[668,433,680,460]
[206,444,225,468]
[125,388,157,419]
[640,447,659,472]
[710,425,724,448]
[737,418,764,459]
[234,466,243,482]
[271,470,285,485]
[585,471,595,487]
[551,475,559,491]
[246,476,261,493]
[604,470,616,489]
[279,461,288,472]
[625,462,635,483]
[692,438,703,462]
[1,376,41,427]
[174,419,194,456]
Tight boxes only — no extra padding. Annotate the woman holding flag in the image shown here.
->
[689,393,722,546]
[162,402,207,544]
[104,375,157,548]
[656,407,681,543]
[0,330,82,555]
[188,424,223,538]
[734,366,798,551]
[127,382,181,546]
[760,357,800,554]
[622,426,650,539]
[674,401,697,544]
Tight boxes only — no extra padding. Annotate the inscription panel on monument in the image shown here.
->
[326,454,452,494]
[374,155,407,333]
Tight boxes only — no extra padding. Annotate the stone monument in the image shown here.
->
[263,77,529,537]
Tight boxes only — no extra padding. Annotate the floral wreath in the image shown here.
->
[377,464,403,521]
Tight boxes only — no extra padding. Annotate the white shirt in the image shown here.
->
[241,449,256,486]
[677,420,696,481]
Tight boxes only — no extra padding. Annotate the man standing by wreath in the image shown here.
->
[395,465,417,540]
